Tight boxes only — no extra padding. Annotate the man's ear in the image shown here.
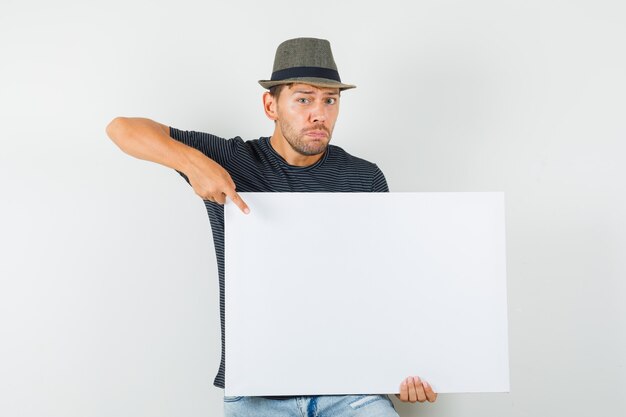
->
[263,92,278,121]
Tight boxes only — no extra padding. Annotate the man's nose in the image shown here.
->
[310,102,327,123]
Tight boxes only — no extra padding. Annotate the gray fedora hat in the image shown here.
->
[259,37,356,90]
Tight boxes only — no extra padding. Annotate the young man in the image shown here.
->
[107,37,437,416]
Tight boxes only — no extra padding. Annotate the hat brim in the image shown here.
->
[258,77,355,91]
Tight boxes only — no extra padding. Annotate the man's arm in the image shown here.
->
[105,117,249,213]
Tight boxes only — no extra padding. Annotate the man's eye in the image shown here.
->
[297,98,309,104]
[326,98,337,105]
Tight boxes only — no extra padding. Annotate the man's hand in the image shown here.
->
[396,376,438,403]
[106,117,249,214]
[184,148,249,213]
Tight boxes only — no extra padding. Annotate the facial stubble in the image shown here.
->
[277,112,333,156]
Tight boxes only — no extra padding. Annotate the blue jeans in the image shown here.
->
[224,394,399,417]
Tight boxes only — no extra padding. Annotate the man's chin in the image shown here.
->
[290,137,330,156]
[299,144,328,156]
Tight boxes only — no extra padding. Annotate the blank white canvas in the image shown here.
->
[224,192,509,396]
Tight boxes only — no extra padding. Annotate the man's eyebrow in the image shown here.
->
[291,90,339,96]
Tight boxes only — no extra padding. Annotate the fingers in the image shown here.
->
[414,377,427,403]
[188,158,249,213]
[397,376,437,404]
[423,380,438,403]
[406,377,416,402]
[214,192,227,205]
[397,379,409,402]
[199,192,224,204]
[195,182,249,214]
[225,189,250,214]
[202,190,249,214]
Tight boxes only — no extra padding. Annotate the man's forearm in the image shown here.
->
[106,117,250,212]
[105,117,201,174]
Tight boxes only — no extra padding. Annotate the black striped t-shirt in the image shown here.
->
[170,127,389,389]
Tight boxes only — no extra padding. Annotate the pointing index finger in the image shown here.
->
[226,190,250,214]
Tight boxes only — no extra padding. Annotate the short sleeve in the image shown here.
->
[169,127,242,166]
[169,127,244,184]
[371,165,389,192]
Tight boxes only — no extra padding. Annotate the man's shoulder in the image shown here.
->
[327,143,381,172]
[169,126,264,150]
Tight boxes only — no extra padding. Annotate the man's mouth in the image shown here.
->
[304,130,328,138]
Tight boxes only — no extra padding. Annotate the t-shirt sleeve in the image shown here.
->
[168,126,243,184]
[372,165,389,192]
[169,127,242,165]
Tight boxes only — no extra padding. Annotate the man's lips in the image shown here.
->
[304,130,328,138]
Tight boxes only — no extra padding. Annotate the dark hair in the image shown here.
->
[268,84,291,99]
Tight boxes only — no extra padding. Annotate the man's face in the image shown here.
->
[274,83,340,156]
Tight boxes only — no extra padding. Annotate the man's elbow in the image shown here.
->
[106,116,127,141]
[106,116,135,152]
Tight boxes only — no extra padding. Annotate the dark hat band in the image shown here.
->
[270,66,341,82]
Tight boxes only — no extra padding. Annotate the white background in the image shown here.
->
[1,0,624,416]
